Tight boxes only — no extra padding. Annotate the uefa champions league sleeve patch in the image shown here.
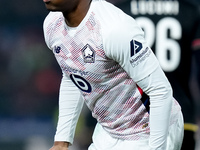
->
[130,40,151,68]
[130,40,143,57]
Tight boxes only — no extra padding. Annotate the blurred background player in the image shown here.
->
[116,0,200,149]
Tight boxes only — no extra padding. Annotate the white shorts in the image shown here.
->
[88,112,184,150]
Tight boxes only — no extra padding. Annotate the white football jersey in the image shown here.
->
[43,0,181,144]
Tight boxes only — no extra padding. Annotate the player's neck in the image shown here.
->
[63,0,92,27]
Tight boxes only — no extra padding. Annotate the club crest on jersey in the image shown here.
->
[130,40,143,57]
[82,44,95,63]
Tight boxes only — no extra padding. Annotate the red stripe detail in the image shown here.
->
[136,85,143,95]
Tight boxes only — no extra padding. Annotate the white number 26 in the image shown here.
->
[136,17,182,72]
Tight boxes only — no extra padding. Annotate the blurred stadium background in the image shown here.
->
[0,0,200,150]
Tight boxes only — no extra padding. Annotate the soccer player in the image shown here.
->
[42,0,184,149]
[116,0,200,149]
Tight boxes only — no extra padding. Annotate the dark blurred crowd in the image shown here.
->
[0,1,60,149]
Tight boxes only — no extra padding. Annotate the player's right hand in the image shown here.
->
[49,141,69,150]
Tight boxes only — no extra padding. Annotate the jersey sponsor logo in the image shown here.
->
[62,65,89,76]
[130,40,143,57]
[70,74,92,93]
[82,44,95,63]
